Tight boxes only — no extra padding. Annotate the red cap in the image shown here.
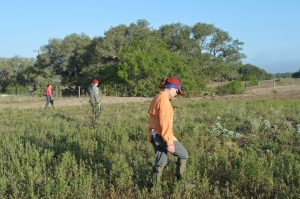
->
[92,79,99,85]
[166,77,184,95]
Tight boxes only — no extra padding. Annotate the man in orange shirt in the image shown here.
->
[148,77,189,185]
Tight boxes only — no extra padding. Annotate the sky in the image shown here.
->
[0,0,299,74]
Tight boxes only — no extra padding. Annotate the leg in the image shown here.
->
[172,141,189,180]
[151,134,168,184]
[176,159,187,180]
[152,134,168,167]
[152,165,164,184]
[96,103,102,115]
[45,96,50,108]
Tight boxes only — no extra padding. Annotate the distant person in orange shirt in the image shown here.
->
[45,83,54,108]
[148,77,189,185]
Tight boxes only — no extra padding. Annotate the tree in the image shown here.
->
[35,33,91,88]
[191,22,215,54]
[14,20,263,96]
[100,25,129,61]
[208,28,245,63]
[292,69,300,78]
[238,64,272,80]
[80,20,155,90]
[158,23,196,56]
[117,35,194,96]
[0,56,34,93]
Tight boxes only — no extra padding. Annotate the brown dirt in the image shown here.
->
[189,85,300,101]
[1,85,299,109]
[244,85,300,98]
[0,96,152,109]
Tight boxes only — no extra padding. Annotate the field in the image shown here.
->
[207,78,300,89]
[0,86,299,198]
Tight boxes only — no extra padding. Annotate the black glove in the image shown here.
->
[50,99,54,105]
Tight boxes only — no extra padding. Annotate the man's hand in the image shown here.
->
[167,144,175,153]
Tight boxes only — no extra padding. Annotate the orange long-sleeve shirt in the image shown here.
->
[148,91,175,146]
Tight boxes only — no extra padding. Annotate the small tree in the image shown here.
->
[247,74,259,86]
[292,69,300,78]
[217,81,245,95]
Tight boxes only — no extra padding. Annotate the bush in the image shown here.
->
[217,81,245,95]
[1,98,300,198]
[247,74,259,86]
[6,84,29,95]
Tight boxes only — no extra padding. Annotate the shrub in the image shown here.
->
[247,74,259,86]
[217,81,245,95]
[6,84,29,95]
[1,98,300,198]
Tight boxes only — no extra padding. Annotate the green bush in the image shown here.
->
[247,74,259,86]
[217,81,245,95]
[6,84,29,95]
[0,98,299,198]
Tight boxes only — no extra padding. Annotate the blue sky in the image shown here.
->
[0,0,299,74]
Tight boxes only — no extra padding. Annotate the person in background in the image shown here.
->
[148,77,189,185]
[88,79,102,114]
[45,83,54,108]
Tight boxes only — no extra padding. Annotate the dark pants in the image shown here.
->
[151,133,189,167]
[45,96,53,108]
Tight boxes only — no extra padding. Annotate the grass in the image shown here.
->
[207,78,300,89]
[0,97,299,198]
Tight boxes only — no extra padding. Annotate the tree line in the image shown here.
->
[1,20,276,96]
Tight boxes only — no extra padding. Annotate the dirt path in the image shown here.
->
[0,96,152,109]
[244,85,300,98]
[199,85,300,101]
[1,85,299,109]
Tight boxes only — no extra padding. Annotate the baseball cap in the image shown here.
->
[165,77,183,95]
[92,79,99,85]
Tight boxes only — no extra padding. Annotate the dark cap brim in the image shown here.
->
[177,89,184,95]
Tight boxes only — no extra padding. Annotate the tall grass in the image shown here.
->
[0,98,299,198]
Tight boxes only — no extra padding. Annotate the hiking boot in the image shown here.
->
[152,166,164,185]
[176,159,187,180]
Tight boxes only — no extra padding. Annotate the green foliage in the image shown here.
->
[203,61,241,82]
[117,35,195,96]
[217,80,245,95]
[0,98,300,198]
[247,74,259,86]
[292,69,300,78]
[239,64,272,81]
[6,84,30,95]
[275,72,292,78]
[88,103,102,129]
[2,20,277,97]
[4,20,277,97]
[0,57,35,92]
[21,20,248,97]
[34,33,91,88]
[212,117,242,140]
